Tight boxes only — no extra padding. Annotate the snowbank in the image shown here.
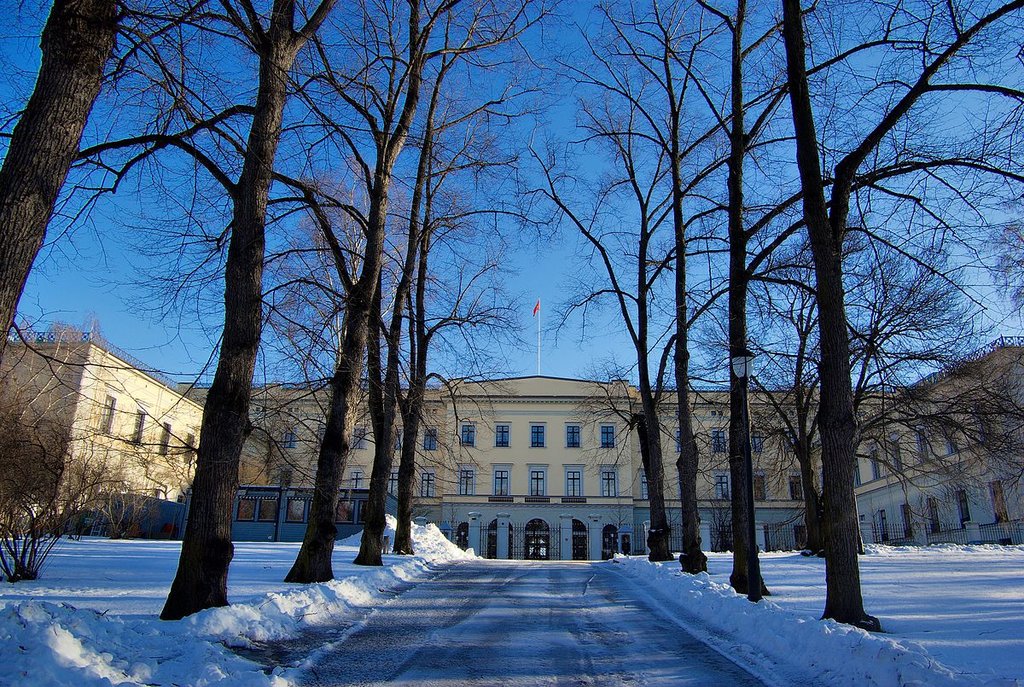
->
[609,553,1020,687]
[0,516,472,687]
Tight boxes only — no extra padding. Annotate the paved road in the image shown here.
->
[297,560,769,686]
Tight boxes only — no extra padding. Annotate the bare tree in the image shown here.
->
[0,0,117,362]
[781,0,1024,629]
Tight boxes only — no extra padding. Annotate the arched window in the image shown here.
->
[455,522,469,550]
[571,519,588,560]
[525,518,550,560]
[602,524,619,560]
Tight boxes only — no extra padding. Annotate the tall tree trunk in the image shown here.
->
[161,26,298,620]
[637,394,672,561]
[725,0,766,597]
[781,0,878,630]
[0,0,116,361]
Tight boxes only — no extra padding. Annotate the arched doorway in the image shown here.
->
[525,518,550,560]
[602,524,619,560]
[486,519,497,559]
[571,519,588,560]
[455,522,469,550]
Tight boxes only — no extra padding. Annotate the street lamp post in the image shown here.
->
[731,347,762,603]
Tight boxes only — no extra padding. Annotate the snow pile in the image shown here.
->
[609,555,1007,687]
[339,514,476,564]
[0,518,472,686]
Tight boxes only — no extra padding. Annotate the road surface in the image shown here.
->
[296,560,770,686]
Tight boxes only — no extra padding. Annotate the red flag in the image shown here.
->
[532,299,541,316]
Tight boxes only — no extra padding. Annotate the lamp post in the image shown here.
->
[731,347,762,602]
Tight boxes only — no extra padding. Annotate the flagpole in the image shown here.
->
[536,302,541,375]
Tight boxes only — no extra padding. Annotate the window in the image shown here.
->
[915,429,929,459]
[640,472,649,500]
[675,428,682,453]
[257,498,278,522]
[854,463,862,487]
[946,434,958,456]
[889,440,903,472]
[788,475,803,501]
[423,427,438,451]
[493,468,510,496]
[600,425,615,449]
[335,499,353,523]
[495,423,510,448]
[159,422,172,455]
[458,468,475,495]
[283,429,297,449]
[394,432,402,451]
[460,423,476,447]
[132,410,146,444]
[901,503,914,538]
[420,471,436,497]
[751,433,765,454]
[957,489,971,525]
[530,424,545,448]
[565,469,582,497]
[927,497,941,533]
[714,473,730,500]
[565,424,581,448]
[753,472,766,501]
[353,427,368,450]
[99,395,117,434]
[185,432,197,455]
[600,468,617,497]
[877,510,889,541]
[236,498,256,521]
[991,480,1009,523]
[349,470,363,489]
[870,446,882,480]
[529,469,546,496]
[286,499,306,523]
[388,470,399,494]
[711,429,727,453]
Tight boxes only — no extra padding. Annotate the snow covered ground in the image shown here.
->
[3,528,1020,687]
[0,518,473,687]
[610,544,1024,686]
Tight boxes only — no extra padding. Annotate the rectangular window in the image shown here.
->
[529,469,546,496]
[600,469,617,497]
[350,470,363,489]
[394,432,402,451]
[675,428,682,453]
[600,425,616,448]
[257,498,278,522]
[565,424,581,448]
[957,489,971,525]
[388,470,399,494]
[159,422,172,455]
[353,427,368,450]
[458,468,475,495]
[916,429,929,460]
[928,497,941,533]
[420,471,435,497]
[185,432,197,453]
[854,463,862,486]
[460,423,476,447]
[753,472,766,501]
[877,510,889,541]
[870,447,882,480]
[236,498,256,521]
[901,503,914,538]
[132,410,146,444]
[991,480,1009,523]
[99,395,117,434]
[495,424,510,448]
[640,472,649,500]
[788,475,803,501]
[889,440,903,472]
[493,469,510,496]
[423,427,438,451]
[565,469,582,497]
[531,424,545,448]
[283,429,297,449]
[751,433,764,454]
[714,473,730,500]
[711,429,727,453]
[286,499,306,523]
